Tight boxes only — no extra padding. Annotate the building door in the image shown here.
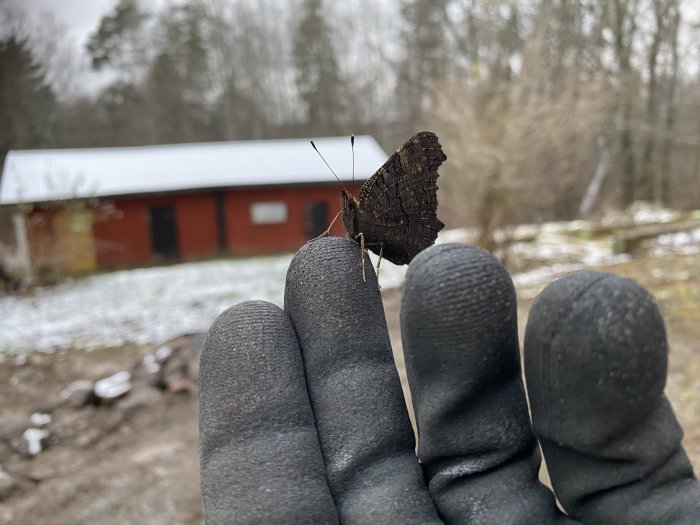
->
[149,205,180,263]
[304,201,329,239]
[214,191,228,254]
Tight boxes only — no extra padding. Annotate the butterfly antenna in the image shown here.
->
[351,134,355,184]
[310,140,348,193]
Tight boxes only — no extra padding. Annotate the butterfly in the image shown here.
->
[311,131,446,282]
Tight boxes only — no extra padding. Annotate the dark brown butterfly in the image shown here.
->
[310,131,446,282]
[340,131,446,268]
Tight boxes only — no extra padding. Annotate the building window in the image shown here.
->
[304,201,329,239]
[250,202,287,225]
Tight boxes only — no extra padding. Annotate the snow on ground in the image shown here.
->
[2,222,698,356]
[653,228,700,256]
[508,228,632,289]
[0,250,406,356]
[1,254,291,355]
[436,223,632,290]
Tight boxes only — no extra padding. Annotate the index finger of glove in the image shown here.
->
[284,237,441,524]
[199,301,338,523]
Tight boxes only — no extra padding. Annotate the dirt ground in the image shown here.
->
[1,251,698,524]
[0,343,202,524]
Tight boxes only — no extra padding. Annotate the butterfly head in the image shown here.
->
[341,190,360,236]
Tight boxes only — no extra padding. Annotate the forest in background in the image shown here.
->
[1,0,700,239]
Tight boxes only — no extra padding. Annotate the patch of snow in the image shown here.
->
[601,202,681,226]
[61,380,94,400]
[539,220,593,234]
[436,227,478,244]
[0,254,294,354]
[0,222,695,355]
[154,345,172,363]
[61,379,95,407]
[367,252,406,290]
[630,202,680,224]
[509,235,620,265]
[0,249,412,355]
[142,353,160,375]
[1,136,387,205]
[23,428,49,455]
[29,413,51,427]
[94,371,131,400]
[512,263,586,289]
[652,228,700,255]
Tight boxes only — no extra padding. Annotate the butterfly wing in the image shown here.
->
[354,131,446,265]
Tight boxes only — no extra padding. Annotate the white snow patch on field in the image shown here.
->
[2,221,698,356]
[653,228,700,255]
[0,255,294,355]
[0,250,407,356]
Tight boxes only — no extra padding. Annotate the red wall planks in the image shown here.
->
[174,193,219,261]
[90,183,362,269]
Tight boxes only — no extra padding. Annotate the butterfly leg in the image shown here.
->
[356,232,367,283]
[306,210,342,244]
[375,245,383,290]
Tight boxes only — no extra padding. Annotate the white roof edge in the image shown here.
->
[0,136,388,205]
[3,135,366,155]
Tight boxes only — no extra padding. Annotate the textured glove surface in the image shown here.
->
[525,272,700,524]
[402,244,571,524]
[199,238,698,524]
[285,237,441,523]
[199,300,337,523]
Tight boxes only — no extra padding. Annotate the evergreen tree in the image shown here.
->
[0,36,56,153]
[146,52,188,143]
[86,0,149,73]
[293,0,343,135]
[151,3,211,142]
[397,0,450,129]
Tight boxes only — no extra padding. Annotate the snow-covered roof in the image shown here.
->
[0,136,388,205]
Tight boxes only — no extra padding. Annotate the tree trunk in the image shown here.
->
[659,5,680,206]
[580,136,612,216]
[639,0,663,203]
[619,105,636,206]
[612,0,639,208]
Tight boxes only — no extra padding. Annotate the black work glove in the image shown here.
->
[199,237,699,524]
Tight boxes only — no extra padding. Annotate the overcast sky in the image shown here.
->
[6,0,119,46]
[1,0,169,96]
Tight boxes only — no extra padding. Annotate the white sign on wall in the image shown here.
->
[250,202,288,224]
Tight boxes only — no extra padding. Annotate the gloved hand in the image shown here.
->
[199,237,699,524]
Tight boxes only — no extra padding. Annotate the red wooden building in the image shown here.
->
[0,137,387,275]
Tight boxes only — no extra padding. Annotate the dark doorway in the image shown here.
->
[214,191,228,254]
[304,201,329,239]
[149,205,180,263]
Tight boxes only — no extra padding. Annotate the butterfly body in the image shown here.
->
[341,131,446,265]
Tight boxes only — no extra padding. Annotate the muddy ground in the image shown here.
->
[1,251,698,524]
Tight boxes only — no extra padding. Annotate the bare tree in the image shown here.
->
[658,1,681,205]
[610,0,641,207]
[3,0,700,217]
[204,0,298,139]
[638,0,666,202]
